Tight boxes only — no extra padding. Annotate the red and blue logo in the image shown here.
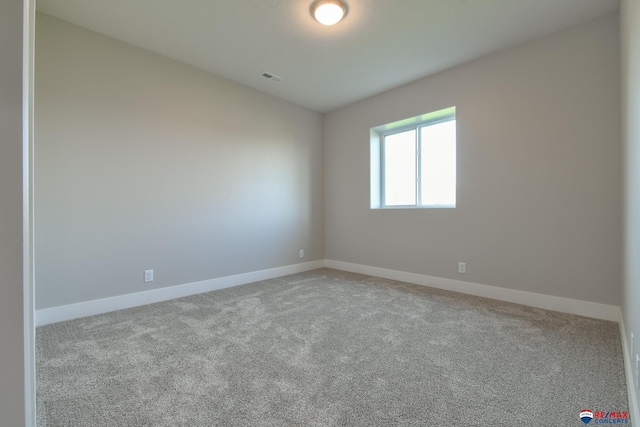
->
[581,410,594,424]
[579,409,629,424]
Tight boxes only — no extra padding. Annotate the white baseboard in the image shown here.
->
[325,260,620,322]
[35,260,325,326]
[37,258,621,325]
[619,310,640,425]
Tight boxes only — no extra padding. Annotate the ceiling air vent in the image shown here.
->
[261,71,284,83]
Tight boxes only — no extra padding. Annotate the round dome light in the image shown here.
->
[311,0,348,26]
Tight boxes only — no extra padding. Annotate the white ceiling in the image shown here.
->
[36,0,619,112]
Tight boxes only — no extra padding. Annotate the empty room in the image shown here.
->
[2,0,640,425]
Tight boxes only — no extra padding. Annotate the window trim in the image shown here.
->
[371,107,456,210]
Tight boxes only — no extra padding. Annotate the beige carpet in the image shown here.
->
[36,268,630,426]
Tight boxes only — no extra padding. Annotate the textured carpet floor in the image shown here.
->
[37,268,630,426]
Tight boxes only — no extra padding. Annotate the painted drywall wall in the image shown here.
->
[35,14,324,309]
[0,0,27,425]
[621,0,640,410]
[324,14,621,305]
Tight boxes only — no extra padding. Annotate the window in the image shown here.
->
[371,107,456,209]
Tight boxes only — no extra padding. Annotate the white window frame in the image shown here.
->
[370,107,456,209]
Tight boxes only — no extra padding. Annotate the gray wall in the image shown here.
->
[35,14,324,310]
[324,14,621,305]
[0,0,27,425]
[621,0,640,410]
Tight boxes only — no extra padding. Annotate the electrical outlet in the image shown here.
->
[299,249,304,258]
[458,262,466,274]
[144,269,154,283]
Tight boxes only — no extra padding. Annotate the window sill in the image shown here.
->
[371,205,456,210]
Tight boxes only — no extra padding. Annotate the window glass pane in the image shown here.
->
[384,130,416,206]
[420,120,456,206]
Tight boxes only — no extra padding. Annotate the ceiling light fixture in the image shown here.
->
[311,0,348,26]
